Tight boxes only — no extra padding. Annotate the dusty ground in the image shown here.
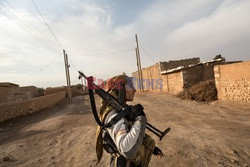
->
[0,92,249,167]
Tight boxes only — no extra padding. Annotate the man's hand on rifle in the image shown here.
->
[153,147,163,159]
[125,104,145,122]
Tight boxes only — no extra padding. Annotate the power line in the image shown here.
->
[68,57,79,73]
[65,50,79,72]
[65,47,135,80]
[11,53,62,83]
[3,0,61,51]
[138,41,157,63]
[0,1,58,49]
[0,3,61,54]
[31,0,63,50]
[39,54,62,71]
[0,1,64,86]
[71,48,134,57]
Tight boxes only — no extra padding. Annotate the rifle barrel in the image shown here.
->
[146,123,171,141]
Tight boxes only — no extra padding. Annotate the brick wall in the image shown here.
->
[132,63,184,94]
[132,63,161,79]
[181,62,224,88]
[202,63,215,81]
[202,61,226,81]
[160,57,200,71]
[162,72,184,94]
[0,92,65,123]
[214,61,250,102]
[161,64,214,95]
[132,60,236,96]
[182,65,203,88]
[132,64,161,92]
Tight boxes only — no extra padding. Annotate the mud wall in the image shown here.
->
[44,87,66,95]
[0,92,65,123]
[132,61,233,96]
[159,58,200,71]
[202,63,216,81]
[20,86,38,97]
[132,64,184,94]
[0,85,19,103]
[182,65,203,88]
[214,61,250,102]
[162,72,184,94]
[132,64,162,92]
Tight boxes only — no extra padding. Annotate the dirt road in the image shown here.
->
[0,92,249,167]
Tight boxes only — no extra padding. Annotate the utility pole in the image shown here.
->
[63,49,72,102]
[135,47,142,92]
[81,70,87,91]
[84,73,87,87]
[80,77,85,91]
[80,77,83,86]
[135,34,144,92]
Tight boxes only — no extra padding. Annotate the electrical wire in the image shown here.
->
[68,56,79,73]
[71,48,134,57]
[1,1,138,86]
[0,1,65,85]
[11,53,62,83]
[3,0,61,51]
[138,41,157,63]
[31,0,63,50]
[0,3,61,54]
[39,54,62,71]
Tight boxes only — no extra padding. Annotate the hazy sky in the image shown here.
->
[0,0,249,88]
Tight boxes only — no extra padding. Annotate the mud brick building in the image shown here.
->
[132,57,226,95]
[20,86,38,98]
[44,87,66,95]
[0,82,19,103]
[159,57,200,72]
[0,83,39,103]
[214,61,250,102]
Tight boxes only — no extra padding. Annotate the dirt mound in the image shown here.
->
[182,80,217,102]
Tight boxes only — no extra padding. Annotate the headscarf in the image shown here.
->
[95,74,130,164]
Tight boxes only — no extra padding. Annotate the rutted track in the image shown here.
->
[0,92,249,167]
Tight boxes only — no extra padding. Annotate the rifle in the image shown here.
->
[78,71,170,141]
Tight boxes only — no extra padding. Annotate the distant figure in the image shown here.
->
[95,74,163,167]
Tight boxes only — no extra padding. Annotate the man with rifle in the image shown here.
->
[95,74,163,167]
